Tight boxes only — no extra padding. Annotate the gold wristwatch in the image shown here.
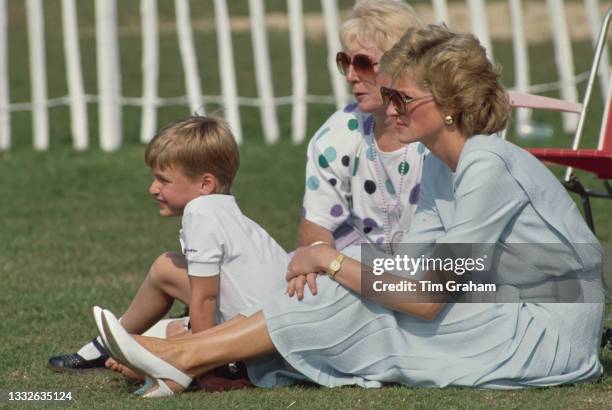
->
[327,253,345,279]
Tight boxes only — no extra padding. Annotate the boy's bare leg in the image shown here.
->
[105,251,190,381]
[48,252,190,372]
[120,252,190,334]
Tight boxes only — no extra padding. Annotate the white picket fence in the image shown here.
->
[0,0,610,151]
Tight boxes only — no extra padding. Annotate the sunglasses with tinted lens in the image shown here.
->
[336,52,378,77]
[380,86,432,115]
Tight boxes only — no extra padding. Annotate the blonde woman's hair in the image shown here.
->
[340,0,424,52]
[144,116,240,194]
[381,24,510,136]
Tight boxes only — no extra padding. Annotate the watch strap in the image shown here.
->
[329,253,345,278]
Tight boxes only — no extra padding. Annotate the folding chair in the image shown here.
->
[507,7,612,234]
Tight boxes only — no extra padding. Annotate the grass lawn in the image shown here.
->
[1,141,611,409]
[1,1,611,408]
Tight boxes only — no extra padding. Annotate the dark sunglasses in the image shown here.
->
[336,51,378,77]
[380,86,432,115]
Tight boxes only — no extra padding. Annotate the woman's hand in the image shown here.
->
[286,273,318,300]
[285,244,336,281]
[285,244,337,300]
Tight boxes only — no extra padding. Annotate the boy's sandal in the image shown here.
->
[47,337,108,372]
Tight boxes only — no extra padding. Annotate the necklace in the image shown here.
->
[367,127,409,254]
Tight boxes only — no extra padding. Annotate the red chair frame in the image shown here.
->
[508,7,612,233]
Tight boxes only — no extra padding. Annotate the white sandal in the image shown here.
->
[132,377,155,396]
[100,309,192,398]
[94,307,170,397]
[92,306,117,359]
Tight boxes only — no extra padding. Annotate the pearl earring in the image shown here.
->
[444,115,454,125]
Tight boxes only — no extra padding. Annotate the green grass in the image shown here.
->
[1,142,611,408]
[1,1,611,408]
[1,143,611,409]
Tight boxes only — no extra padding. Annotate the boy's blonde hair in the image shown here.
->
[340,0,423,52]
[145,116,240,194]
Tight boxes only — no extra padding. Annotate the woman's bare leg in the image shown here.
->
[108,315,252,383]
[131,311,274,393]
[120,252,190,334]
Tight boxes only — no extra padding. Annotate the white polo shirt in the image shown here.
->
[179,194,289,321]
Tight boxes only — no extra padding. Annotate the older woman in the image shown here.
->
[96,25,605,397]
[295,0,425,298]
[299,0,425,250]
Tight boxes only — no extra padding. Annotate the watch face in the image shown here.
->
[330,260,341,272]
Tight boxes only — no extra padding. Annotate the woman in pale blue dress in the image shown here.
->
[95,25,606,397]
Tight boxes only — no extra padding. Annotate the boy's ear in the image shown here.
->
[199,172,219,195]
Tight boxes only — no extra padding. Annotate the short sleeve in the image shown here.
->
[438,151,528,244]
[180,212,223,277]
[302,112,358,232]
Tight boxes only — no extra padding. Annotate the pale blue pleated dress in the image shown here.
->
[243,135,605,389]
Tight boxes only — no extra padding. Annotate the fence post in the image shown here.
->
[140,0,159,143]
[249,0,279,144]
[467,0,493,60]
[62,0,88,150]
[0,0,9,150]
[26,0,49,150]
[432,0,449,23]
[288,0,307,144]
[214,0,242,143]
[321,0,347,109]
[95,0,122,151]
[547,0,579,133]
[175,0,204,116]
[509,0,532,131]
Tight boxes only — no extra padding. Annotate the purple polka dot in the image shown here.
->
[363,218,378,228]
[363,115,374,135]
[344,102,358,113]
[330,204,343,217]
[409,183,421,204]
[376,236,385,244]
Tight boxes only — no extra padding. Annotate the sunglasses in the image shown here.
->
[380,86,432,115]
[336,51,378,77]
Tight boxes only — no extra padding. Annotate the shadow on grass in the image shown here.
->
[601,350,612,375]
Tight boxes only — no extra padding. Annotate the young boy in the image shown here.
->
[48,116,289,372]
